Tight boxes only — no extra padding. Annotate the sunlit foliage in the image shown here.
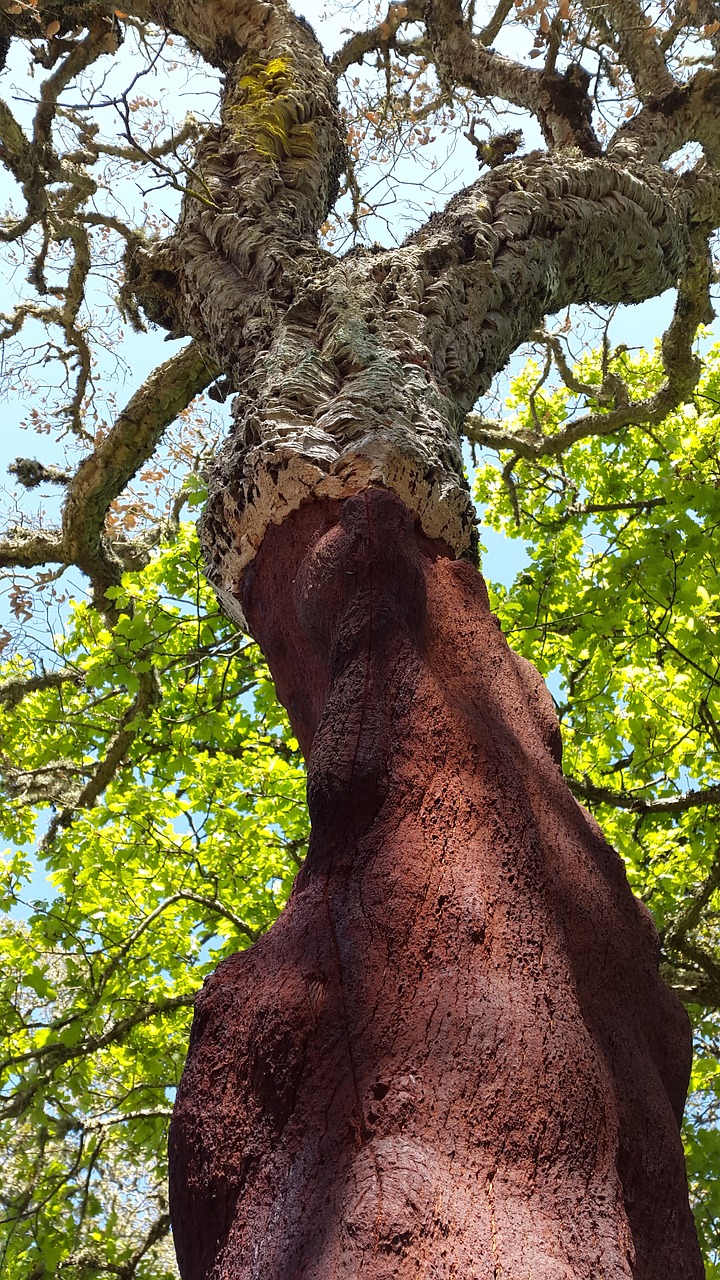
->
[0,523,307,1278]
[477,339,720,1271]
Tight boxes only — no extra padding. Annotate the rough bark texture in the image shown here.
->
[198,153,698,610]
[170,488,702,1279]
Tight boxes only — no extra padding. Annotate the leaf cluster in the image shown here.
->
[476,339,720,1270]
[0,524,307,1279]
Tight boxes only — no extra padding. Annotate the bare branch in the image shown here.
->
[61,340,219,609]
[568,776,720,816]
[330,0,425,77]
[60,105,203,163]
[478,0,514,47]
[464,239,714,461]
[0,340,218,619]
[8,458,72,489]
[0,97,35,186]
[0,668,83,708]
[602,1,676,102]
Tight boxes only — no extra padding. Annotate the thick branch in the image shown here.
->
[0,668,83,708]
[478,0,514,47]
[0,97,35,185]
[662,964,720,1010]
[202,151,708,594]
[610,67,720,166]
[664,941,720,1009]
[425,0,600,153]
[464,240,713,461]
[568,776,720,815]
[61,340,218,607]
[602,0,676,102]
[0,529,65,571]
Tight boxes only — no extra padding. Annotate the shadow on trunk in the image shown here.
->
[170,488,702,1280]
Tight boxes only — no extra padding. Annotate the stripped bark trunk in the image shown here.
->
[157,3,714,1273]
[170,488,702,1278]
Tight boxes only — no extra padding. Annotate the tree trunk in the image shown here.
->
[169,487,702,1279]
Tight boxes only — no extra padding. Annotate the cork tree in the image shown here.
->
[1,0,720,1276]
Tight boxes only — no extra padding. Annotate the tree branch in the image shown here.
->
[92,890,258,1000]
[330,0,425,77]
[59,1212,171,1280]
[664,847,720,947]
[425,0,600,153]
[61,339,219,612]
[40,669,161,850]
[0,991,196,1119]
[68,1107,174,1134]
[662,964,720,1010]
[464,238,713,461]
[602,0,676,102]
[478,0,514,47]
[0,342,218,616]
[665,940,720,1000]
[568,776,720,815]
[0,529,65,571]
[0,667,83,708]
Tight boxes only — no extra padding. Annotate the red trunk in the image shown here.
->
[169,489,702,1279]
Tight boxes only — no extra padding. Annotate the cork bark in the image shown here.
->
[152,4,714,1274]
[0,3,716,1270]
[169,489,702,1279]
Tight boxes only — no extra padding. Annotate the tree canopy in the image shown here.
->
[2,0,720,1275]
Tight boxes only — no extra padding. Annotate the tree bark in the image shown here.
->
[153,5,713,1273]
[169,488,702,1279]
